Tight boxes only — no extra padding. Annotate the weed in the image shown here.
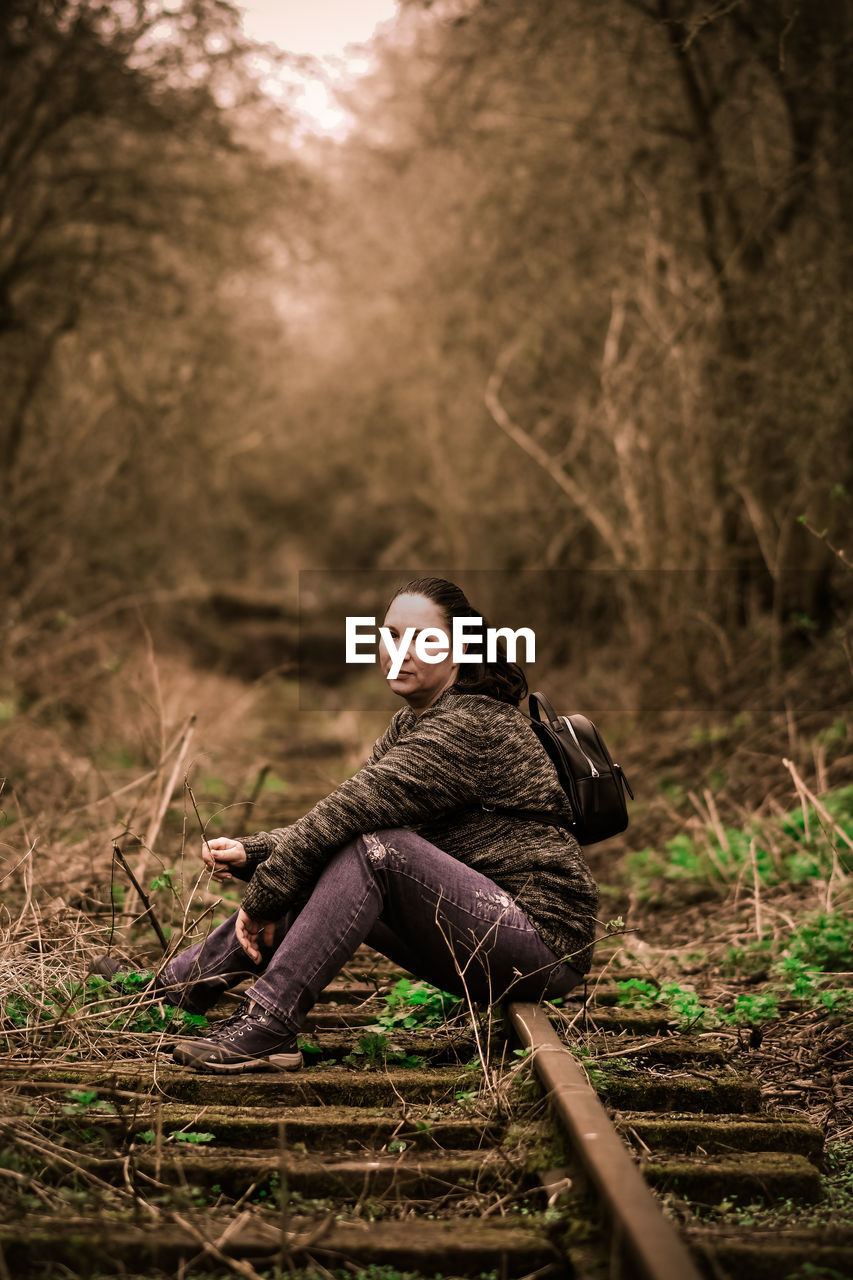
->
[663,985,715,1030]
[343,1031,391,1066]
[371,977,461,1031]
[616,979,658,1009]
[721,939,774,979]
[786,912,853,971]
[616,979,715,1030]
[62,1089,116,1116]
[717,992,779,1027]
[785,1266,850,1280]
[616,979,735,1030]
[720,916,853,1017]
[342,1257,441,1275]
[815,988,853,1015]
[253,1170,280,1203]
[149,868,179,895]
[342,1031,425,1069]
[454,1089,478,1105]
[771,955,820,996]
[297,1035,323,1058]
[137,1129,214,1145]
[625,784,853,904]
[1,971,208,1053]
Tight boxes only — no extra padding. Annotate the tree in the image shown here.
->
[305,0,853,668]
[0,0,319,646]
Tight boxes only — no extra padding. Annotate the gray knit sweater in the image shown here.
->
[238,686,599,972]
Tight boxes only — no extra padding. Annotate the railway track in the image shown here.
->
[0,947,850,1280]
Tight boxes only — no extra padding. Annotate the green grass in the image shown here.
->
[0,971,208,1052]
[625,784,853,903]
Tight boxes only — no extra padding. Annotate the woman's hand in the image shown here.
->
[235,907,275,963]
[202,836,247,883]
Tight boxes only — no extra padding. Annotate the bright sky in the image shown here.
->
[237,0,400,134]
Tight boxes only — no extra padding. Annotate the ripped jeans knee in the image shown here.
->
[359,829,406,869]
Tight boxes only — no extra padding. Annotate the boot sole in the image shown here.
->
[173,1044,303,1073]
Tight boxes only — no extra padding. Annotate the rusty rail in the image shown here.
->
[510,1001,705,1280]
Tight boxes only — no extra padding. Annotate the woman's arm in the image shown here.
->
[366,707,408,764]
[226,708,411,885]
[239,702,487,922]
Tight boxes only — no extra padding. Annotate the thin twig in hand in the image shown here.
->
[124,715,196,920]
[113,845,168,953]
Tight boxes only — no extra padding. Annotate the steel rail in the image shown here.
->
[509,1001,704,1280]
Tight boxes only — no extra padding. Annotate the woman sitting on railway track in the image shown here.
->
[154,576,599,1073]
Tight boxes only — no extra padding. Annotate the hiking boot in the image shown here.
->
[172,1001,302,1073]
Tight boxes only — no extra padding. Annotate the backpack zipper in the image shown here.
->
[560,716,599,777]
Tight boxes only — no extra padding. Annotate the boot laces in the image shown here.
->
[204,999,254,1043]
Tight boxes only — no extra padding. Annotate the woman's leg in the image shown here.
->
[174,829,584,1072]
[244,828,582,1032]
[158,911,295,1012]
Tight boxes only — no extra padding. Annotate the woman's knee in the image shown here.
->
[350,829,411,870]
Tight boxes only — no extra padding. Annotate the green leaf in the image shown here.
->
[65,1089,98,1107]
[297,1037,323,1056]
[179,1012,209,1029]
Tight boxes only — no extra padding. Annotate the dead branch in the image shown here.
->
[484,338,627,565]
[113,845,168,953]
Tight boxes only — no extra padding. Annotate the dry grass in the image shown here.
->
[0,629,389,1074]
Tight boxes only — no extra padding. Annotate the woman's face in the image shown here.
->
[379,592,458,713]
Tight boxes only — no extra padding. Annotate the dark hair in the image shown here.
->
[388,576,528,707]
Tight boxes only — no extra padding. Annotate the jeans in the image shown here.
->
[163,829,583,1034]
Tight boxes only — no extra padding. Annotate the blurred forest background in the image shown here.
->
[1,0,852,810]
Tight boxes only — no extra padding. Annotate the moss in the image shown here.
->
[0,1064,484,1108]
[594,1071,761,1114]
[646,1151,822,1205]
[691,1238,853,1280]
[616,1114,824,1159]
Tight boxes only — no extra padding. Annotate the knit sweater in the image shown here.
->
[238,686,599,972]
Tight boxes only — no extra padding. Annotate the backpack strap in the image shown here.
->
[473,691,632,844]
[528,690,561,727]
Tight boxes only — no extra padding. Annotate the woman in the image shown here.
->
[160,577,599,1073]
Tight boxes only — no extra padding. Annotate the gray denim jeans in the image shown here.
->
[163,828,583,1033]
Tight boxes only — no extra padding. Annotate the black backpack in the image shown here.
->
[493,691,634,845]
